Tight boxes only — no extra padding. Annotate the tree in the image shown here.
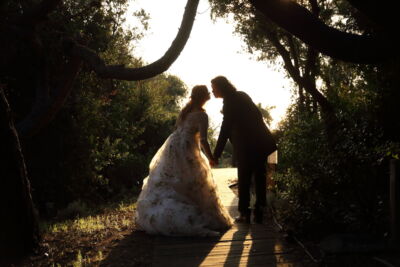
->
[211,0,399,143]
[246,0,399,141]
[257,103,274,127]
[209,0,398,237]
[210,0,339,142]
[248,0,395,64]
[0,87,39,259]
[2,0,199,137]
[1,0,199,259]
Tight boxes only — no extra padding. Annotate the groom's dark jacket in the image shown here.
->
[214,91,277,159]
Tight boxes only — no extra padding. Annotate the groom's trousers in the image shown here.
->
[236,151,268,215]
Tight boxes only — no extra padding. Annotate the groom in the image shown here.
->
[211,76,277,224]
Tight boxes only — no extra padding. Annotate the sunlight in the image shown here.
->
[126,0,293,129]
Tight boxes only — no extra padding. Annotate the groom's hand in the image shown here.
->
[209,159,216,167]
[209,158,219,167]
[213,158,219,166]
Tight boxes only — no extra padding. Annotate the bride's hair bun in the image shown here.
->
[176,85,209,127]
[190,85,209,103]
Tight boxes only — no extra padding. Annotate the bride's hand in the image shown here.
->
[209,158,218,167]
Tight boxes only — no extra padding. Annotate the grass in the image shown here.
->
[18,196,153,267]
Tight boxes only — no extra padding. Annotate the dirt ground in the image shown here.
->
[12,208,153,267]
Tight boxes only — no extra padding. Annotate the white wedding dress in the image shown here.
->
[135,111,233,236]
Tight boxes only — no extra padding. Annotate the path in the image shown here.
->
[151,168,316,267]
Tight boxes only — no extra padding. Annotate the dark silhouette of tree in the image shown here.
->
[245,0,399,142]
[3,0,199,137]
[211,0,399,145]
[248,0,395,64]
[210,0,339,142]
[1,0,199,259]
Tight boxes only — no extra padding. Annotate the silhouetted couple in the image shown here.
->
[135,76,277,236]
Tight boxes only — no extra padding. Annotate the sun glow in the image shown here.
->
[126,0,292,130]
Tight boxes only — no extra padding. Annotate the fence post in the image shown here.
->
[390,159,400,242]
[267,150,278,190]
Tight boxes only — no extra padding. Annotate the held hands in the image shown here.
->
[209,158,219,167]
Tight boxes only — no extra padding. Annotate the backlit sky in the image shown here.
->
[126,0,293,129]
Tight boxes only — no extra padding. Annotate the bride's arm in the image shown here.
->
[201,139,215,161]
[199,113,216,165]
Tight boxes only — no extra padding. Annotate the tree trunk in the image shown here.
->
[298,85,305,112]
[0,87,40,260]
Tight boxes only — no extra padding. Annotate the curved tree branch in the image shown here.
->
[10,0,199,137]
[12,0,199,137]
[68,0,200,81]
[249,0,393,63]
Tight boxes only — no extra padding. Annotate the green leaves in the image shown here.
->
[273,85,390,236]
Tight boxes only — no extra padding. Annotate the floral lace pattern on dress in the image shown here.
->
[135,111,233,236]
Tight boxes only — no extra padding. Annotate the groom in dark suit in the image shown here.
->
[211,76,277,223]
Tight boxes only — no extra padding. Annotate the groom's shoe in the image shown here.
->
[234,213,251,224]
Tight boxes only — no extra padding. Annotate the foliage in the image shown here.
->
[257,103,275,126]
[2,0,187,218]
[25,71,186,217]
[210,0,400,239]
[273,68,395,238]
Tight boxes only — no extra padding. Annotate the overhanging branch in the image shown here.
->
[68,0,200,81]
[249,0,392,63]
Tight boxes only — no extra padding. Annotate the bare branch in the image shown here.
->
[267,31,301,82]
[285,34,300,71]
[68,0,200,81]
[266,30,334,116]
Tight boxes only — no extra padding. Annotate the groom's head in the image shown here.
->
[211,76,237,99]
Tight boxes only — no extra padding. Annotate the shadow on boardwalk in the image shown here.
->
[101,168,314,266]
[149,167,313,266]
[151,222,312,267]
[100,230,153,267]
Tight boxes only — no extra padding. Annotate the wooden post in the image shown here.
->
[267,150,278,190]
[390,159,400,242]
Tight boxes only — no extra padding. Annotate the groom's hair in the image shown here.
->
[211,76,237,97]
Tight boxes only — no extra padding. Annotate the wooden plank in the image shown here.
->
[155,224,280,245]
[201,261,309,267]
[154,255,311,267]
[154,239,294,257]
[154,230,280,246]
[201,254,308,265]
[151,168,314,267]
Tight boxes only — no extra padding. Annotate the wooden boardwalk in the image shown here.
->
[152,168,316,267]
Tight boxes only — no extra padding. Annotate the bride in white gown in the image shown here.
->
[135,85,233,237]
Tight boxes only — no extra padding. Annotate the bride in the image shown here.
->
[135,85,233,236]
